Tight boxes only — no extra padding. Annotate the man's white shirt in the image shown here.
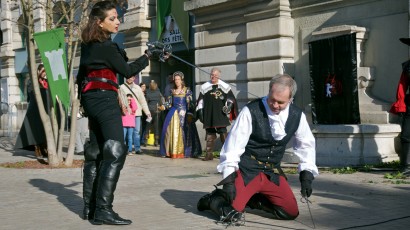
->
[217,96,319,178]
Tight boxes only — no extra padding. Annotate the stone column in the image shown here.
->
[120,0,156,80]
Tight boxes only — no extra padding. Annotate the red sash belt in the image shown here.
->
[82,69,118,92]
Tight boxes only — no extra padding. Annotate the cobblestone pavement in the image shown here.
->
[0,136,409,230]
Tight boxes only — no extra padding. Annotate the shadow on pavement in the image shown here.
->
[161,189,217,220]
[29,179,83,218]
[0,137,38,160]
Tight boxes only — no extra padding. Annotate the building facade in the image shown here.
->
[185,0,407,166]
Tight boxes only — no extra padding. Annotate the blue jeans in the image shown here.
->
[123,127,134,152]
[133,116,142,151]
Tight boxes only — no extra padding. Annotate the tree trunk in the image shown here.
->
[56,98,66,162]
[23,0,59,167]
[65,0,90,166]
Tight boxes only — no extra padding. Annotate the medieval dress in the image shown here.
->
[160,87,201,158]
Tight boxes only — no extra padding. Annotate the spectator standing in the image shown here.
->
[122,94,137,155]
[120,76,151,154]
[163,72,174,98]
[389,37,410,175]
[144,80,165,146]
[75,83,89,155]
[163,73,174,119]
[75,111,89,155]
[15,63,52,158]
[196,67,238,161]
[139,82,148,147]
[160,71,201,158]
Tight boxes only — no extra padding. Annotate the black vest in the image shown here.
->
[238,99,302,185]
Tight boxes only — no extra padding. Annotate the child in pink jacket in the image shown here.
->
[122,94,137,155]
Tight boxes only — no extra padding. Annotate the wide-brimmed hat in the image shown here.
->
[400,38,410,46]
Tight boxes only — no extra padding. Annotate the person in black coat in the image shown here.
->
[15,64,51,158]
[144,80,165,146]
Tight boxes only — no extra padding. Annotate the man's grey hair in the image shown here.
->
[211,67,221,74]
[268,74,297,98]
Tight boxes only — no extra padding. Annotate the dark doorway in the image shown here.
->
[309,33,360,124]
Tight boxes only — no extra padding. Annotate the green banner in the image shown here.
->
[156,0,171,41]
[157,0,189,48]
[33,28,70,110]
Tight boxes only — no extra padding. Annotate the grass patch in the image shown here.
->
[329,167,357,174]
[0,159,84,169]
[358,161,402,172]
[282,168,298,174]
[384,172,407,180]
[0,161,26,168]
[201,151,220,158]
[370,160,401,169]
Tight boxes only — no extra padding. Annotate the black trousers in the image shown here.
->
[81,90,124,146]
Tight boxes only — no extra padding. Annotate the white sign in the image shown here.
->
[161,16,184,44]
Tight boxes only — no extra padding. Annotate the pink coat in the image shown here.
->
[122,98,137,127]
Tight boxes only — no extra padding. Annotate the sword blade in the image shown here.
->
[169,54,210,75]
[304,197,316,229]
[169,52,260,98]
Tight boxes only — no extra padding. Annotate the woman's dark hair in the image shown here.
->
[37,63,44,72]
[81,1,116,43]
[172,72,185,89]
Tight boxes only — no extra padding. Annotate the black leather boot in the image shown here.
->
[93,179,132,225]
[82,142,100,220]
[93,140,131,225]
[197,188,226,211]
[83,161,97,220]
[197,188,243,224]
[246,193,297,220]
[400,142,410,175]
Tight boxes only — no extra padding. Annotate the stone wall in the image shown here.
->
[186,0,406,166]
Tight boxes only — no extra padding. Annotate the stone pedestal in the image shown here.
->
[312,124,400,166]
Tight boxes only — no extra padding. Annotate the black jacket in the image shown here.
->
[238,99,302,185]
[146,89,164,112]
[76,39,149,90]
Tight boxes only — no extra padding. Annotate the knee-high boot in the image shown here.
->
[203,133,217,161]
[83,142,100,220]
[247,193,298,220]
[400,142,410,175]
[93,140,131,225]
[197,188,243,224]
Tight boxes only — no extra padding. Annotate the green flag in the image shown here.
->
[33,28,70,110]
[157,0,189,48]
[157,0,171,41]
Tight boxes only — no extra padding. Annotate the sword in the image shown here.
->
[146,41,260,98]
[301,196,316,229]
[169,54,211,75]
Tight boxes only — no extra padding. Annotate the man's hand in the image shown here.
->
[222,183,236,203]
[299,170,314,198]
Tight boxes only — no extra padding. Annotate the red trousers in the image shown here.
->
[232,170,299,217]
